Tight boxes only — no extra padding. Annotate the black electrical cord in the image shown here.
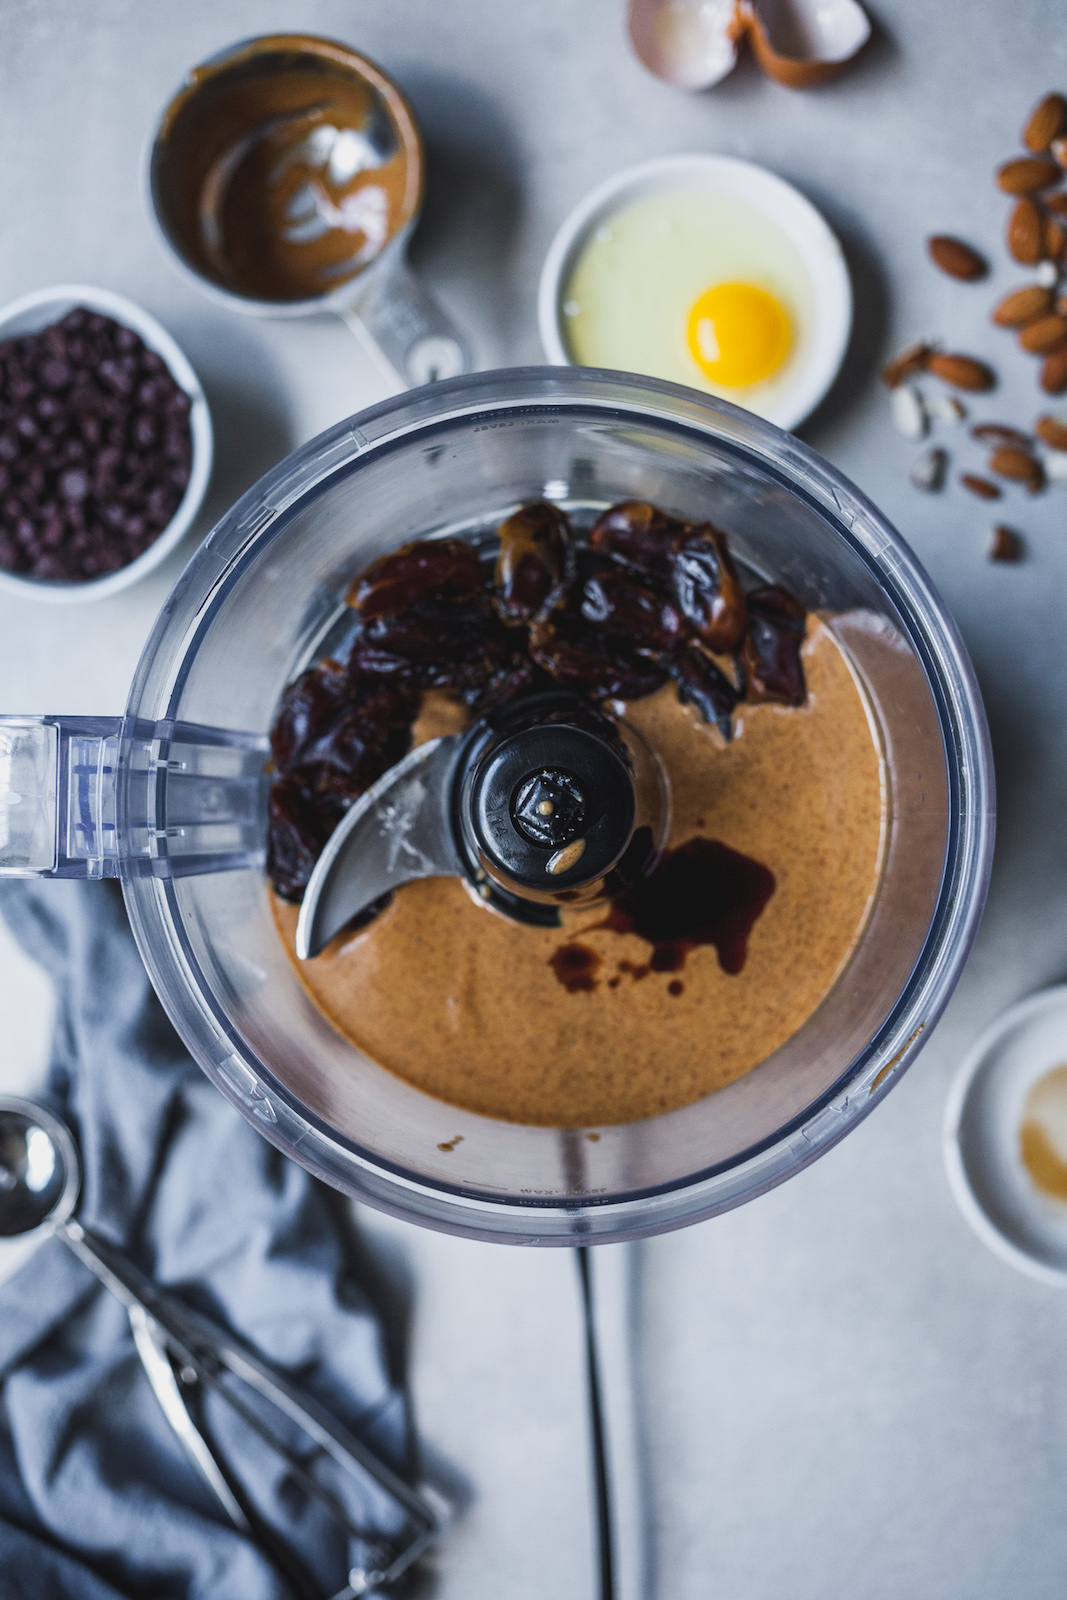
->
[575,1247,615,1600]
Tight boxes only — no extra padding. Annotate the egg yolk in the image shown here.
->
[686,282,792,388]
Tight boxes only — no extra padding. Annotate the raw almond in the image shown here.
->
[989,446,1045,490]
[997,157,1062,194]
[1046,191,1067,216]
[1035,414,1067,450]
[961,473,1002,499]
[1019,313,1067,354]
[927,352,995,391]
[1045,215,1067,261]
[972,422,1033,448]
[1024,93,1067,152]
[989,525,1023,562]
[1042,349,1067,392]
[927,235,987,280]
[991,285,1053,326]
[881,340,932,389]
[1053,136,1067,168]
[1007,198,1045,264]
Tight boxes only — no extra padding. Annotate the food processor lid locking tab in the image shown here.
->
[296,690,649,958]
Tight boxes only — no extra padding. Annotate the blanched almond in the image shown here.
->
[1025,94,1067,152]
[961,474,1002,499]
[927,353,995,391]
[1042,349,1067,392]
[1019,314,1067,354]
[991,285,1053,326]
[927,235,987,280]
[1035,414,1067,450]
[1007,199,1045,264]
[997,157,1061,194]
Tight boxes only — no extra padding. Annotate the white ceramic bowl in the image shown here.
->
[0,284,213,604]
[537,154,852,432]
[944,986,1067,1286]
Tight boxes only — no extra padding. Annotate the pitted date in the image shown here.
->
[579,567,685,652]
[462,657,543,716]
[271,661,416,794]
[528,616,670,699]
[355,598,511,690]
[494,501,572,625]
[669,525,747,653]
[589,500,682,573]
[741,585,807,705]
[349,537,485,619]
[670,644,739,738]
[267,776,348,902]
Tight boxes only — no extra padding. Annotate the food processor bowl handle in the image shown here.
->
[341,260,471,389]
[0,715,269,881]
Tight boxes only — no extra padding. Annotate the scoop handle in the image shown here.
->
[341,258,471,388]
[0,715,269,880]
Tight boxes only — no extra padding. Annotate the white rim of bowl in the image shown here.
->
[537,153,852,433]
[943,984,1067,1287]
[0,283,213,604]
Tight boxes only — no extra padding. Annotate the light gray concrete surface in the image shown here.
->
[1,1,1067,1595]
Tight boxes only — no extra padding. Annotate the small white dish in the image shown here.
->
[944,985,1067,1286]
[0,284,213,605]
[538,154,852,432]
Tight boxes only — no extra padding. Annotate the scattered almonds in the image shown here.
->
[881,341,933,389]
[961,473,1002,499]
[992,285,1053,326]
[927,352,996,390]
[1045,191,1067,216]
[1046,216,1067,261]
[1024,93,1067,153]
[972,422,1033,448]
[1035,414,1067,450]
[910,446,947,492]
[1008,198,1045,264]
[927,236,987,280]
[988,446,1045,491]
[989,524,1023,561]
[1053,136,1067,168]
[890,383,927,439]
[1019,313,1067,353]
[1041,348,1067,392]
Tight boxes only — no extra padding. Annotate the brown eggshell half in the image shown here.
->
[745,0,872,88]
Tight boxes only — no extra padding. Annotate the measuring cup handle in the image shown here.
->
[341,259,472,389]
[0,714,269,881]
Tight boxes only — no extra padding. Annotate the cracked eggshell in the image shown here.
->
[628,0,869,91]
[745,0,872,88]
[627,0,745,91]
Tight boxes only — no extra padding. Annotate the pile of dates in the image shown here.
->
[268,500,808,900]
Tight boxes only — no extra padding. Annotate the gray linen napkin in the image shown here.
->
[0,878,412,1600]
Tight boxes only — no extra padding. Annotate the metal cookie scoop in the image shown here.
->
[0,1096,443,1598]
[296,690,670,960]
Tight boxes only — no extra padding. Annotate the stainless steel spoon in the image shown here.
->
[0,1096,443,1597]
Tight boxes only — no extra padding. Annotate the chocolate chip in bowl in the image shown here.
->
[0,284,212,603]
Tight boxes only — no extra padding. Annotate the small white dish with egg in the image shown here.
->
[538,154,851,430]
[945,985,1067,1286]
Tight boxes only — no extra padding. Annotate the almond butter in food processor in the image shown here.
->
[268,499,886,1129]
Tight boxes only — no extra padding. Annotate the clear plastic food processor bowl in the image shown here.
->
[0,369,993,1243]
